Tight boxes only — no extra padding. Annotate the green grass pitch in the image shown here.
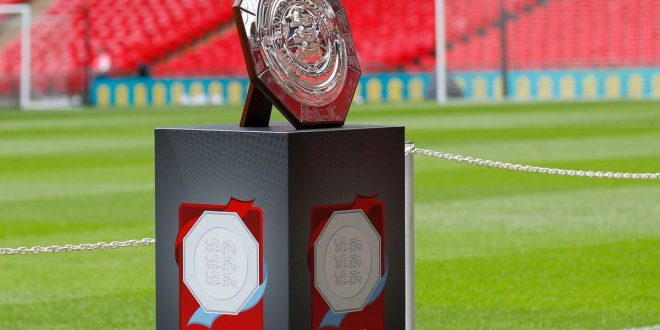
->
[0,101,658,329]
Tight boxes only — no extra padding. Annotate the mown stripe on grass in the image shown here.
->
[624,325,660,330]
[415,185,660,261]
[356,105,660,130]
[0,220,153,247]
[0,138,152,156]
[0,182,151,203]
[416,239,660,329]
[415,133,660,164]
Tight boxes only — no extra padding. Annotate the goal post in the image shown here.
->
[0,4,30,110]
[435,0,447,104]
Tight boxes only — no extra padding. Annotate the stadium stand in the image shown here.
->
[1,0,660,94]
[0,0,234,88]
[154,28,246,77]
[447,0,660,70]
[153,0,543,76]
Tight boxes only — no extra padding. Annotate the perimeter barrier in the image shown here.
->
[1,143,658,255]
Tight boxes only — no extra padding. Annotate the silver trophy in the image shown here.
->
[234,0,361,128]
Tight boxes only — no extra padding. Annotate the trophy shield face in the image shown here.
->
[234,0,361,128]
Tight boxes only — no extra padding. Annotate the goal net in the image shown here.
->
[0,3,85,110]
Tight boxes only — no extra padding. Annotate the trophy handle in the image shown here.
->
[241,83,273,127]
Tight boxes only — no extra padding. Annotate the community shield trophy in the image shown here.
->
[155,1,404,329]
[233,0,361,128]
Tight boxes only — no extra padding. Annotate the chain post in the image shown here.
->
[405,142,416,330]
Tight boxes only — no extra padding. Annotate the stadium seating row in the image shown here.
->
[1,0,659,95]
[154,0,542,76]
[0,0,233,76]
[154,29,246,77]
[446,0,660,71]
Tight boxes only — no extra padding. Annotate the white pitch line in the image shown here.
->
[623,325,660,330]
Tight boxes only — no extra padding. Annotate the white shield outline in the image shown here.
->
[183,211,260,315]
[314,209,382,313]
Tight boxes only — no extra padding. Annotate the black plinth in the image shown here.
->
[155,124,405,329]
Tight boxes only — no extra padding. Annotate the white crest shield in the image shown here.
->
[314,210,381,313]
[183,211,260,315]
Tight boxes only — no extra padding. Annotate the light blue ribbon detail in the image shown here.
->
[319,257,389,329]
[188,263,269,328]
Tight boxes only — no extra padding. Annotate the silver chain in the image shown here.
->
[0,238,155,256]
[3,145,658,256]
[407,145,660,180]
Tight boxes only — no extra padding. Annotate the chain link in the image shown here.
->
[0,238,155,256]
[407,145,660,180]
[2,145,658,256]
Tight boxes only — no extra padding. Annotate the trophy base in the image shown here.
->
[156,124,405,329]
[241,84,273,128]
[240,82,350,130]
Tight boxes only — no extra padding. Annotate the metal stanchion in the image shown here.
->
[405,142,415,330]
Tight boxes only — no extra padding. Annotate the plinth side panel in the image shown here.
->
[289,127,405,330]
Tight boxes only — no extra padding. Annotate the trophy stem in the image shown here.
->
[241,83,273,127]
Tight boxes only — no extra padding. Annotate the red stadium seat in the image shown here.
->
[1,0,659,95]
[0,0,235,93]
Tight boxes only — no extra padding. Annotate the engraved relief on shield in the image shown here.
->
[258,0,348,106]
[314,210,381,313]
[183,212,260,314]
[235,0,361,127]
